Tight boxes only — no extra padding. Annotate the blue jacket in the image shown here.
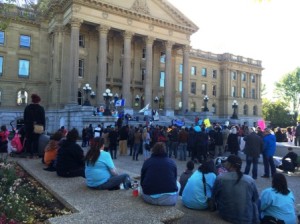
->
[141,153,178,195]
[263,134,276,157]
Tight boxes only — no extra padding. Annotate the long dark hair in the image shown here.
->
[272,173,290,195]
[85,137,104,166]
[227,155,243,185]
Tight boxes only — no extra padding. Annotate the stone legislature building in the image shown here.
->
[0,0,263,132]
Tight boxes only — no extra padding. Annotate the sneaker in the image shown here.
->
[261,175,270,178]
[124,177,132,190]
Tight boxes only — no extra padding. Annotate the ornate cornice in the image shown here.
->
[131,0,150,15]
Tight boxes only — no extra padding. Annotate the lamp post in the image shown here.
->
[231,100,239,119]
[102,88,113,116]
[135,94,140,107]
[83,83,92,106]
[154,96,159,110]
[203,95,209,112]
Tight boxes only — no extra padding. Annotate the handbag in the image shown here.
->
[33,124,44,134]
[202,173,216,212]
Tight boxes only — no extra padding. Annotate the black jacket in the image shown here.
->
[23,103,45,133]
[243,132,263,158]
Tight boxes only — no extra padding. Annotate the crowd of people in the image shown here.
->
[0,93,300,223]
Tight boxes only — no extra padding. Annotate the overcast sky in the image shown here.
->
[168,0,300,98]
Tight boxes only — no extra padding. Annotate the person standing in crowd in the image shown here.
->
[102,128,110,152]
[261,128,276,178]
[222,124,230,153]
[127,126,135,156]
[260,173,297,224]
[108,126,118,159]
[132,127,142,161]
[227,126,240,156]
[212,155,259,224]
[85,137,131,190]
[179,160,194,196]
[194,125,209,163]
[81,126,88,147]
[243,127,263,180]
[275,127,287,142]
[213,125,224,157]
[178,126,188,161]
[56,128,85,178]
[182,160,216,210]
[141,142,179,206]
[94,124,102,138]
[86,124,94,146]
[294,121,300,146]
[142,127,151,160]
[119,125,129,156]
[168,126,179,159]
[23,94,45,158]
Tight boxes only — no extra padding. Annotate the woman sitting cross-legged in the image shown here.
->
[141,142,179,206]
[182,159,216,210]
[56,128,85,178]
[85,137,132,190]
[260,173,297,224]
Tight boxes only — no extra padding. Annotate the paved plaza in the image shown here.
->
[12,144,300,224]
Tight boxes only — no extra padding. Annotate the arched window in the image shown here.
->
[243,104,248,115]
[253,105,257,116]
[212,103,216,114]
[190,102,196,112]
[78,91,83,105]
[17,90,28,105]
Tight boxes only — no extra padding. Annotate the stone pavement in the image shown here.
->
[13,146,300,224]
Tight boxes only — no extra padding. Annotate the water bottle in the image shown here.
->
[132,181,139,197]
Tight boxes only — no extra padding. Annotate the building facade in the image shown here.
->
[0,0,263,132]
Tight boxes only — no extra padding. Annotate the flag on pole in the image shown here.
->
[139,103,150,113]
[115,99,125,107]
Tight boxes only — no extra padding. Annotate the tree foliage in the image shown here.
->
[262,98,297,128]
[275,67,300,112]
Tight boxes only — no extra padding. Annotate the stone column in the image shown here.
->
[182,45,190,113]
[164,41,174,115]
[122,31,133,108]
[144,36,155,106]
[68,18,81,105]
[96,25,110,105]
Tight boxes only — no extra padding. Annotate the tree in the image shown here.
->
[262,98,296,128]
[275,67,300,113]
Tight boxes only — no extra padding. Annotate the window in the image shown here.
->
[241,87,246,98]
[179,64,183,74]
[0,31,4,45]
[18,59,30,77]
[191,66,196,75]
[251,88,255,99]
[231,86,236,97]
[160,71,165,87]
[253,105,257,115]
[79,59,84,77]
[78,91,83,105]
[243,105,248,115]
[141,68,146,81]
[201,68,207,77]
[17,90,28,105]
[231,71,237,80]
[191,82,196,94]
[0,56,3,76]
[241,72,246,81]
[251,74,256,83]
[212,85,216,96]
[142,48,146,59]
[212,70,217,79]
[160,52,165,63]
[179,80,182,92]
[201,84,207,95]
[20,35,31,48]
[79,35,85,48]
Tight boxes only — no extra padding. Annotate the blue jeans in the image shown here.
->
[169,142,178,158]
[262,154,276,177]
[178,143,187,161]
[95,174,130,190]
[132,143,140,160]
[244,156,259,179]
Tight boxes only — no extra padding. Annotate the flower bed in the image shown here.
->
[0,160,71,223]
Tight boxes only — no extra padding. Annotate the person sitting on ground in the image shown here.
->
[0,125,9,156]
[141,142,179,206]
[182,159,216,210]
[260,173,297,224]
[179,160,194,196]
[43,130,63,171]
[212,155,259,224]
[56,128,85,178]
[279,147,298,173]
[85,137,132,190]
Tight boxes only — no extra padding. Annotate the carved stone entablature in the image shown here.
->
[131,0,150,15]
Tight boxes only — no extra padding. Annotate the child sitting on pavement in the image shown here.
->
[179,160,194,196]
